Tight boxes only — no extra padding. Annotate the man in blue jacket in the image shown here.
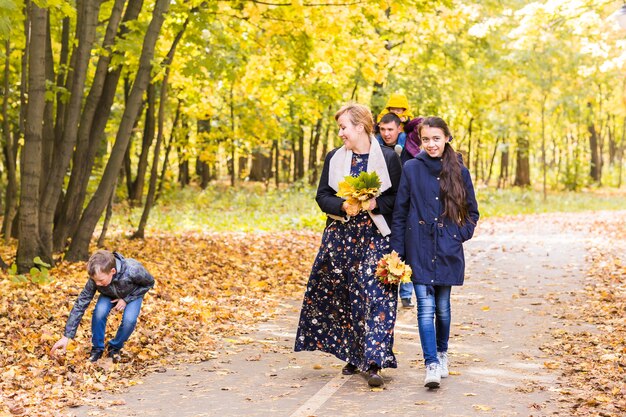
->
[50,250,155,362]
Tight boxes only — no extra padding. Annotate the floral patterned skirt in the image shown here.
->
[294,212,398,370]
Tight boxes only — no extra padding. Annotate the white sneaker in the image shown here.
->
[424,363,441,388]
[438,351,449,378]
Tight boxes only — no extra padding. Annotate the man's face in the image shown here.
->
[379,121,401,146]
[92,268,116,287]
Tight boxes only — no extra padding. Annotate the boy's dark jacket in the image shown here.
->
[63,252,154,339]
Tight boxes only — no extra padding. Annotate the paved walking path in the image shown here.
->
[71,213,594,417]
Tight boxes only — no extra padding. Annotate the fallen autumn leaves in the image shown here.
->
[542,217,626,416]
[0,231,319,416]
[3,214,626,416]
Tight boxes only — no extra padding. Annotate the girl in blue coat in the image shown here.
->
[391,116,479,388]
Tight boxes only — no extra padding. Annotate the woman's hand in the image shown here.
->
[342,200,360,216]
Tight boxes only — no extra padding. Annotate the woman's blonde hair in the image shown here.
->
[334,103,374,137]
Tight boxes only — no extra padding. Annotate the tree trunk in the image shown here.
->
[513,135,530,187]
[229,85,236,187]
[53,0,130,251]
[196,157,210,189]
[134,85,161,238]
[66,0,171,261]
[134,18,187,238]
[473,130,481,183]
[39,0,103,262]
[465,117,474,170]
[497,143,509,189]
[130,82,156,204]
[588,123,600,183]
[618,117,625,189]
[157,100,181,200]
[17,3,47,272]
[2,40,19,242]
[96,180,116,248]
[273,139,279,189]
[178,156,189,187]
[41,17,56,190]
[54,17,70,147]
[308,118,322,185]
[609,115,616,166]
[177,113,190,187]
[249,150,272,182]
[19,0,29,138]
[485,137,500,186]
[540,97,547,201]
[290,120,305,182]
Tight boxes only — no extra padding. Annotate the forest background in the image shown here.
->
[1,0,626,271]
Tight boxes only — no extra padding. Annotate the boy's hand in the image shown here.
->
[50,336,69,356]
[112,299,127,311]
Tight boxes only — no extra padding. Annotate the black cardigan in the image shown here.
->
[315,146,403,228]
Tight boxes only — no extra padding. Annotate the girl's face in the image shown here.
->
[337,113,364,151]
[420,126,449,158]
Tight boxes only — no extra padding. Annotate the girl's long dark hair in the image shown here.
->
[419,117,469,225]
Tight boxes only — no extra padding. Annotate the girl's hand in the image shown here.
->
[367,199,377,211]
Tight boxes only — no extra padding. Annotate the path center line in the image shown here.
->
[289,373,351,417]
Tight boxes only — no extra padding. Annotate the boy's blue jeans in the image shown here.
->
[399,282,414,299]
[92,294,144,350]
[415,284,451,366]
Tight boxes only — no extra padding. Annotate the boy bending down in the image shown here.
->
[51,250,155,362]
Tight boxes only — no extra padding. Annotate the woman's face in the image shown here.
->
[420,126,449,158]
[337,113,364,151]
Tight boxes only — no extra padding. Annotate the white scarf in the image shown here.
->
[327,138,392,236]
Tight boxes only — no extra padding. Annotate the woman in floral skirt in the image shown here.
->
[294,103,402,387]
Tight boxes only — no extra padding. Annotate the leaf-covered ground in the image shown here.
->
[540,215,626,416]
[2,212,626,416]
[0,231,319,416]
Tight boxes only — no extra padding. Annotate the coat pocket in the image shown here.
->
[445,224,463,242]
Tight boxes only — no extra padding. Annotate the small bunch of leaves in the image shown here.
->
[8,257,53,284]
[336,171,381,211]
[375,250,412,285]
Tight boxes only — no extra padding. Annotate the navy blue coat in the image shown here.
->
[390,152,479,286]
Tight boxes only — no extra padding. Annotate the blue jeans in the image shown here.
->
[399,282,414,300]
[414,284,451,366]
[92,294,144,350]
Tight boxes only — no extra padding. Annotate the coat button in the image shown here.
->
[435,197,439,200]
[437,177,440,180]
[434,217,438,221]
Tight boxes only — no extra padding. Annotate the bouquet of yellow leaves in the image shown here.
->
[336,171,381,211]
[375,251,413,285]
